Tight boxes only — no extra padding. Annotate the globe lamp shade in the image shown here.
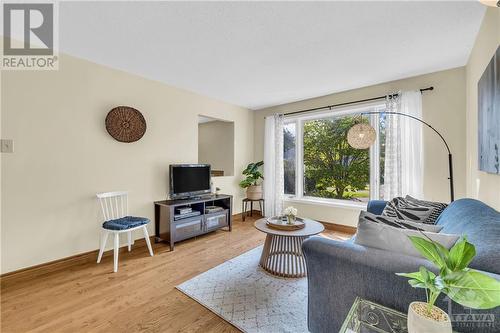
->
[347,123,377,149]
[479,0,499,7]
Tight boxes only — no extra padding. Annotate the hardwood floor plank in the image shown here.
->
[1,215,352,333]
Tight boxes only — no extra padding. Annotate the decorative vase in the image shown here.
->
[407,302,452,333]
[287,215,296,225]
[247,185,263,200]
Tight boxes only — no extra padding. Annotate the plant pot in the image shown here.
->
[246,185,263,200]
[407,302,452,333]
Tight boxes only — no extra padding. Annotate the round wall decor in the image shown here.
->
[105,106,146,143]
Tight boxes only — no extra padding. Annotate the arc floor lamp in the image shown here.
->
[347,112,455,202]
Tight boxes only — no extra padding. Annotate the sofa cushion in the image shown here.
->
[382,197,441,225]
[359,211,443,232]
[367,200,388,215]
[405,195,448,224]
[436,198,500,274]
[355,212,459,258]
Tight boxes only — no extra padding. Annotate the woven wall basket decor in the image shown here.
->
[105,106,146,143]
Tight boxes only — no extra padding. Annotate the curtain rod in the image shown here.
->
[283,86,434,117]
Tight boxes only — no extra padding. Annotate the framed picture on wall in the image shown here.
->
[478,45,500,175]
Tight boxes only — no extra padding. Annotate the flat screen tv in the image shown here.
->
[169,164,211,199]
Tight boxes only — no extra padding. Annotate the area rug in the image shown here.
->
[176,246,308,333]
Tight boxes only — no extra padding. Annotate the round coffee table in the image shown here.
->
[254,218,324,278]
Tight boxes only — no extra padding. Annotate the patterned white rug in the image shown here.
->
[176,246,308,333]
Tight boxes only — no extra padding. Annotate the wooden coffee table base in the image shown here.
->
[259,234,309,278]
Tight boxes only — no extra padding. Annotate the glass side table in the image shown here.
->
[340,297,409,333]
[340,298,460,333]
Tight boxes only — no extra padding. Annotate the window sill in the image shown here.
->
[284,196,367,210]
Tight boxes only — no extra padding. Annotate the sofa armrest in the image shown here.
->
[302,236,500,333]
[367,200,387,215]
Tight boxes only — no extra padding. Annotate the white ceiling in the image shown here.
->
[59,1,486,110]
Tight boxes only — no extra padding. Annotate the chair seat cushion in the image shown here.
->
[103,216,149,231]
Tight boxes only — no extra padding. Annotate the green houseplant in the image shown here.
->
[397,235,500,333]
[239,161,264,200]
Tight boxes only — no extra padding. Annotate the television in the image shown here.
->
[169,164,211,199]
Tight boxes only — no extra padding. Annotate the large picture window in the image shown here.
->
[284,103,386,205]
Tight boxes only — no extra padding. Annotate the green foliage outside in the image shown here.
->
[303,117,370,200]
[284,126,296,194]
[397,236,500,314]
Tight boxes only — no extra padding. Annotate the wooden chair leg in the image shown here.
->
[97,231,109,263]
[127,231,132,252]
[143,226,154,257]
[113,233,119,272]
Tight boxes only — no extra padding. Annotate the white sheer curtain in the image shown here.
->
[384,90,423,200]
[263,113,284,217]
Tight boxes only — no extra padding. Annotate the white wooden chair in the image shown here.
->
[96,191,153,272]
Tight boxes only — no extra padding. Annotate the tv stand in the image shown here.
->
[175,195,210,201]
[154,194,232,251]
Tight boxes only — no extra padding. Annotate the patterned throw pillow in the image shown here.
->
[405,195,448,224]
[382,197,440,225]
[359,211,443,233]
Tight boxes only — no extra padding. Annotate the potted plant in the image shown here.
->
[397,235,500,333]
[239,161,264,200]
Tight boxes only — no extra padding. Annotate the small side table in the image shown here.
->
[340,297,461,333]
[242,198,264,221]
[254,218,324,278]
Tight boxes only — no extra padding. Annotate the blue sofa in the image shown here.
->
[302,198,500,333]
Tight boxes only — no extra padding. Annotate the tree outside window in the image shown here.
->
[284,123,296,195]
[283,106,385,203]
[303,116,370,201]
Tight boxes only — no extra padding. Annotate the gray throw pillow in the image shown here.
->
[360,211,443,233]
[405,195,448,224]
[382,197,439,225]
[355,212,459,258]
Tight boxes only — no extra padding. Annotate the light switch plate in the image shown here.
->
[1,139,14,153]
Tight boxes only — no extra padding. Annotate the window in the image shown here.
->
[283,104,386,205]
[284,123,296,195]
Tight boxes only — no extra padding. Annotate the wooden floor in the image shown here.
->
[1,214,352,333]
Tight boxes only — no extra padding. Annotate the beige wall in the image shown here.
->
[198,120,235,176]
[1,54,254,274]
[254,67,467,226]
[465,7,500,210]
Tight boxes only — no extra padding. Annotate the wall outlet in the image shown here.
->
[1,139,14,153]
